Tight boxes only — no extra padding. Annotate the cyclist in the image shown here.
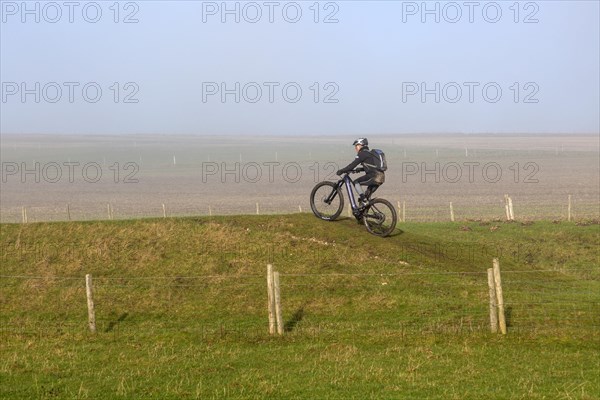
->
[336,138,385,207]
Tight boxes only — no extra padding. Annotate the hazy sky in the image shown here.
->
[1,0,599,135]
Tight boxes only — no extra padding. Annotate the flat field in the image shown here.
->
[1,134,598,222]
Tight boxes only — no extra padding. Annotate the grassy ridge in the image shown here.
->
[1,215,598,399]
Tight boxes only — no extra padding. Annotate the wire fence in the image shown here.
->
[1,267,598,340]
[2,194,599,224]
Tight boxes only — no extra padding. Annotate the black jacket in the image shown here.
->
[338,147,382,175]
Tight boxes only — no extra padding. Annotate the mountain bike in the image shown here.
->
[310,170,397,237]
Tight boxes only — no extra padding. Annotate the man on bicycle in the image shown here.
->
[336,138,385,206]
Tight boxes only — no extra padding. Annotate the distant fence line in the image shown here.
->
[2,194,598,224]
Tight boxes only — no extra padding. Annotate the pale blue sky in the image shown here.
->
[1,0,599,134]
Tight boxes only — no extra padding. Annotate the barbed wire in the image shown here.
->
[2,269,597,338]
[1,267,597,281]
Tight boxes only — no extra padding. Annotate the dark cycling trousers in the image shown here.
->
[354,172,385,196]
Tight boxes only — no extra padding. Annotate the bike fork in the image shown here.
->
[324,184,340,204]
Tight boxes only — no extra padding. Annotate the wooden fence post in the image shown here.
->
[256,203,260,215]
[85,274,97,333]
[508,197,515,221]
[267,264,276,335]
[487,268,498,333]
[273,271,284,335]
[402,201,406,222]
[67,204,71,221]
[450,202,455,222]
[162,204,166,218]
[568,195,572,221]
[504,195,510,221]
[492,259,507,334]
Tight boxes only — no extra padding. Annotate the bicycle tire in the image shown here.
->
[362,198,397,237]
[310,181,345,221]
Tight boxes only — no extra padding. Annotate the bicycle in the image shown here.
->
[310,170,397,237]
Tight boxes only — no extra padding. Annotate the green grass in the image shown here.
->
[1,215,598,399]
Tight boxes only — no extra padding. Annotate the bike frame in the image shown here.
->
[326,174,359,211]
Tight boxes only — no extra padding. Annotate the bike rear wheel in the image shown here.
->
[310,181,344,221]
[362,198,397,237]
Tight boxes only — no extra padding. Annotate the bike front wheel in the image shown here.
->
[362,198,397,237]
[310,181,344,221]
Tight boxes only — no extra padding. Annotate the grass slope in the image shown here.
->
[1,214,598,399]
